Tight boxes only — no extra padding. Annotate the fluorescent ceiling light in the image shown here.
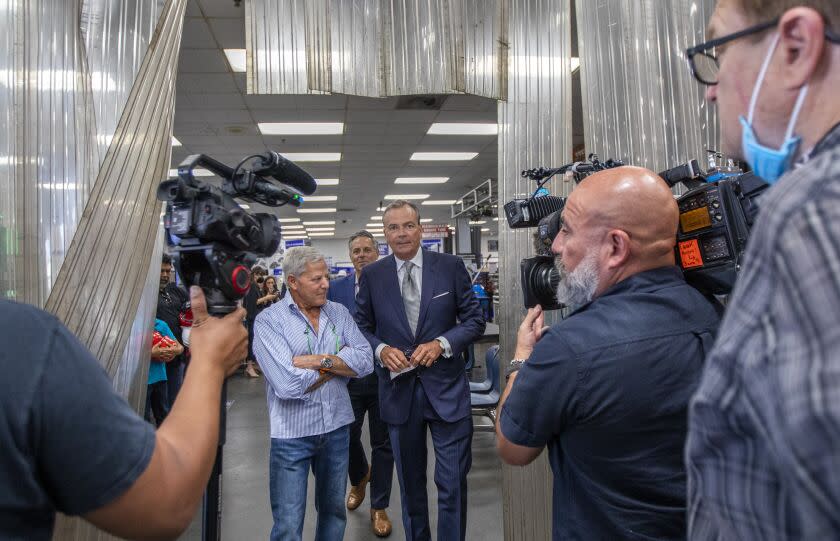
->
[395,177,449,184]
[316,178,340,186]
[384,194,429,200]
[410,152,477,161]
[258,123,344,135]
[283,224,305,229]
[369,216,383,221]
[420,218,433,223]
[469,220,486,225]
[309,232,335,237]
[303,195,338,202]
[422,200,456,205]
[481,228,490,232]
[427,123,497,135]
[224,49,246,72]
[492,217,499,221]
[366,223,383,227]
[302,220,335,225]
[281,153,341,162]
[168,168,214,177]
[571,57,580,72]
[376,207,387,212]
[306,227,335,232]
[172,136,182,146]
[277,218,301,223]
[238,204,250,209]
[372,233,384,237]
[297,208,337,213]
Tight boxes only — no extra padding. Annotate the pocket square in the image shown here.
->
[432,291,450,299]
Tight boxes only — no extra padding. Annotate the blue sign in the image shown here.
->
[285,239,306,248]
[421,239,442,253]
[378,242,390,256]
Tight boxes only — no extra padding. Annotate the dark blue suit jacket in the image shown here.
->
[328,273,377,390]
[355,250,485,424]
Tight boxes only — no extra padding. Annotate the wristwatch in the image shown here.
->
[320,357,333,370]
[506,359,526,380]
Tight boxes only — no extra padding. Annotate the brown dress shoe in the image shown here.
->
[370,509,392,537]
[346,468,370,510]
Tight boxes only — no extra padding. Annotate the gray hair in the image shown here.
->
[383,200,421,224]
[282,246,326,283]
[348,230,377,249]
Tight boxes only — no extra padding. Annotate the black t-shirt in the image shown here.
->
[500,267,721,540]
[156,283,188,342]
[0,300,155,540]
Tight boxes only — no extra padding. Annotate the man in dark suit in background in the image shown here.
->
[328,230,394,537]
[356,201,485,541]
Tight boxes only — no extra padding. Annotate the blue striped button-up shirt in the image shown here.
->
[253,293,373,439]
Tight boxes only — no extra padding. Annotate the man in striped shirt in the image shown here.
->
[685,1,840,538]
[253,247,373,541]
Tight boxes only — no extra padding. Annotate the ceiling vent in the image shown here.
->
[395,95,447,110]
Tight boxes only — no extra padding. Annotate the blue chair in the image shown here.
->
[469,345,499,393]
[471,346,501,430]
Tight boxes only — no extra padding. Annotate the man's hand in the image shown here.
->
[151,344,178,362]
[187,286,248,377]
[515,305,547,360]
[410,340,443,367]
[292,354,323,370]
[381,346,411,372]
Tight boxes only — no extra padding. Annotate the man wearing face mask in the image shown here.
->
[684,2,840,539]
[495,167,721,540]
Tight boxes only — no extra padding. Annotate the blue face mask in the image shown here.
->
[739,33,809,184]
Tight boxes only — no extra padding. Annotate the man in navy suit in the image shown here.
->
[328,230,394,537]
[355,200,485,541]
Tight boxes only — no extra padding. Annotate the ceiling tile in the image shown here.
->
[207,18,246,49]
[186,0,202,17]
[181,18,217,48]
[196,0,246,18]
[178,49,229,73]
[178,92,246,110]
[177,73,240,93]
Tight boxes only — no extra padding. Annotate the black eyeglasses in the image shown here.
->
[686,17,840,86]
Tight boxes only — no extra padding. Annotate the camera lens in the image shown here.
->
[529,260,560,301]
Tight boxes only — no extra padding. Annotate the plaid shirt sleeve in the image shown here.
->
[687,137,840,540]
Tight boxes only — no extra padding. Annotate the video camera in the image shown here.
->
[157,151,316,315]
[506,155,624,310]
[665,155,768,295]
[504,152,768,310]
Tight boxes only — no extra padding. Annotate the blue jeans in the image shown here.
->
[269,425,349,541]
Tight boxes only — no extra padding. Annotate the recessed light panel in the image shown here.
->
[258,123,344,135]
[316,178,340,186]
[277,218,301,223]
[427,123,497,135]
[394,177,449,184]
[224,49,246,72]
[172,137,182,146]
[302,221,335,225]
[421,200,456,205]
[309,232,335,237]
[281,153,341,162]
[303,195,338,202]
[369,215,383,220]
[384,194,429,200]
[306,227,335,232]
[297,208,337,213]
[420,218,434,223]
[410,152,477,161]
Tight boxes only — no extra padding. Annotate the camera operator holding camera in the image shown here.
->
[496,167,721,540]
[684,1,840,539]
[0,286,247,540]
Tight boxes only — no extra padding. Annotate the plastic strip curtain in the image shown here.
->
[576,0,718,176]
[0,0,99,305]
[247,0,508,99]
[497,0,571,538]
[44,0,186,382]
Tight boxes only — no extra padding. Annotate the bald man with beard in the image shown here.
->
[496,167,721,540]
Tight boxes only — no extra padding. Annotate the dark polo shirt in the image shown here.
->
[500,266,720,540]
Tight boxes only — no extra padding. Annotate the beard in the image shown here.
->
[555,250,599,307]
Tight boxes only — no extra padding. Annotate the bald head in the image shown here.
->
[553,166,678,298]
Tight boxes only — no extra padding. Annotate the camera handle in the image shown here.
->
[202,303,235,541]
